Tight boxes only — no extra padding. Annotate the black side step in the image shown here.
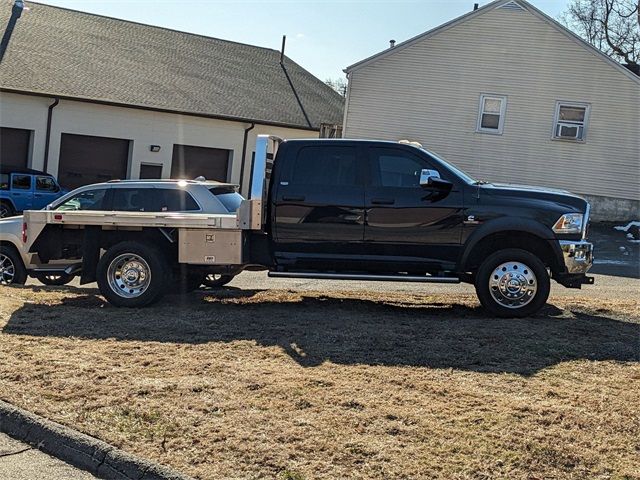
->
[268,271,460,283]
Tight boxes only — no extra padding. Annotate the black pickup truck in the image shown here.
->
[248,136,593,317]
[16,135,594,317]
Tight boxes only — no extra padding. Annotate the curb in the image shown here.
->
[0,399,193,480]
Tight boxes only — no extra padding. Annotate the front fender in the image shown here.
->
[458,217,563,271]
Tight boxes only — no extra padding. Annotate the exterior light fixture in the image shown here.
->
[150,145,161,152]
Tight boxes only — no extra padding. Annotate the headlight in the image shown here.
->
[552,213,583,234]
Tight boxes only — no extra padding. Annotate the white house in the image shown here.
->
[343,0,640,220]
[0,2,344,195]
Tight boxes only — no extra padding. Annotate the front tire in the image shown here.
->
[474,248,550,318]
[97,241,168,307]
[0,245,27,285]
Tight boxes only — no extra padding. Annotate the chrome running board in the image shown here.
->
[268,271,460,283]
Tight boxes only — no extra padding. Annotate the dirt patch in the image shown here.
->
[0,285,639,479]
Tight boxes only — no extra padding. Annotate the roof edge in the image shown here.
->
[0,88,321,132]
[517,0,640,85]
[344,0,508,73]
[344,0,640,86]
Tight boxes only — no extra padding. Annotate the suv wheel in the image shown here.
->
[0,202,14,219]
[97,241,168,307]
[35,273,75,286]
[0,245,27,285]
[474,248,550,318]
[202,273,235,288]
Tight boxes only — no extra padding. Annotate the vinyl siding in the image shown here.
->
[344,4,640,201]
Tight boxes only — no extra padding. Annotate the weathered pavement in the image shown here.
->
[0,432,95,480]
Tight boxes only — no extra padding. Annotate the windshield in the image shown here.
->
[211,190,243,213]
[419,148,477,185]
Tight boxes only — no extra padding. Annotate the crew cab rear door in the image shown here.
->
[364,145,464,269]
[272,143,366,266]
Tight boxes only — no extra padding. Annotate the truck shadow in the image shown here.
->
[3,287,638,376]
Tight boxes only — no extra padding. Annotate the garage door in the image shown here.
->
[171,144,230,182]
[0,127,31,169]
[58,133,130,190]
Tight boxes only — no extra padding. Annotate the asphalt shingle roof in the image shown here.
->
[0,2,344,129]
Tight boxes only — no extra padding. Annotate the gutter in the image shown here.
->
[0,88,322,132]
[238,122,255,194]
[43,98,59,173]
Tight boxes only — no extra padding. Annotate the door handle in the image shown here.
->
[371,198,395,205]
[34,194,42,197]
[282,195,305,202]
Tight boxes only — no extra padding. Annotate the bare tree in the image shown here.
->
[560,0,639,69]
[325,77,348,97]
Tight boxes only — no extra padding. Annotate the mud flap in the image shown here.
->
[80,226,101,285]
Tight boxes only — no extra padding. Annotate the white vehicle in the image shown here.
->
[0,178,243,292]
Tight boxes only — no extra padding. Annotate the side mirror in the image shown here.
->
[419,169,440,186]
[45,204,53,210]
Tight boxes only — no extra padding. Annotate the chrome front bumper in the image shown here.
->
[559,240,593,274]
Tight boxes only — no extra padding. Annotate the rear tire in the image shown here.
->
[202,273,235,288]
[35,272,75,286]
[0,245,27,285]
[0,202,14,219]
[474,248,550,318]
[97,241,168,307]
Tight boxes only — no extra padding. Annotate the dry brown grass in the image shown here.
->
[0,284,638,480]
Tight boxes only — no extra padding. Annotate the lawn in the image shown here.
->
[0,284,638,479]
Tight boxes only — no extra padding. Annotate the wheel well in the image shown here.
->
[0,241,25,268]
[0,199,15,209]
[463,231,561,273]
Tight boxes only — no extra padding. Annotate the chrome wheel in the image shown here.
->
[0,253,15,285]
[0,204,11,218]
[489,261,537,309]
[106,253,151,298]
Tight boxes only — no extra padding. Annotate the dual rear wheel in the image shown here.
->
[97,241,235,307]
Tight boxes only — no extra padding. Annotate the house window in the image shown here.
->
[553,102,590,142]
[477,94,507,134]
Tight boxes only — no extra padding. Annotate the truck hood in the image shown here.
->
[480,182,588,212]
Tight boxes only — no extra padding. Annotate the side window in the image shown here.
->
[369,148,427,188]
[36,176,60,192]
[553,102,590,141]
[55,189,107,211]
[155,189,200,212]
[290,146,359,187]
[112,188,149,212]
[477,94,507,134]
[12,175,31,190]
[0,174,8,190]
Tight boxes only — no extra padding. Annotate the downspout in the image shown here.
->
[43,98,59,173]
[239,122,255,195]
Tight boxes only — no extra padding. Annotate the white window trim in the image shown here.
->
[476,94,507,135]
[552,101,591,143]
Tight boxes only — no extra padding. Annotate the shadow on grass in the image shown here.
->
[3,286,639,375]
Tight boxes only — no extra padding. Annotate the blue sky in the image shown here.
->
[35,0,572,81]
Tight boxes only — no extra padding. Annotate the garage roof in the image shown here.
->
[0,2,344,130]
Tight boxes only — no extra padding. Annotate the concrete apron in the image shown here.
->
[0,399,192,480]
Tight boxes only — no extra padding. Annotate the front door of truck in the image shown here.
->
[273,144,366,269]
[364,146,464,271]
